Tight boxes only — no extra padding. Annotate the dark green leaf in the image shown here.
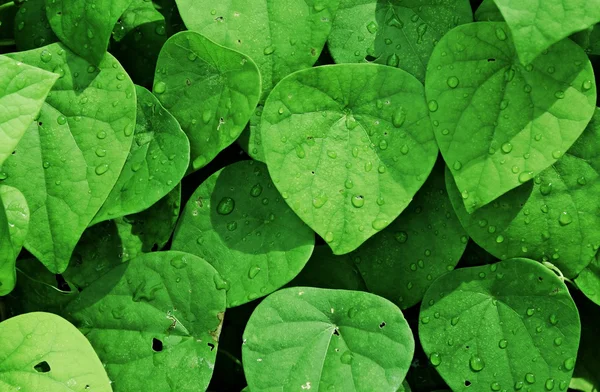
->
[14,0,58,50]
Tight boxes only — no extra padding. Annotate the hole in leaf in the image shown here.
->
[152,338,163,352]
[379,322,386,328]
[207,343,215,351]
[465,345,470,349]
[34,361,51,373]
[487,58,495,62]
[38,122,43,126]
[465,380,472,387]
[333,328,340,336]
[365,55,378,62]
[185,79,191,86]
[151,243,159,252]
[55,274,72,292]
[215,16,224,22]
[538,276,543,282]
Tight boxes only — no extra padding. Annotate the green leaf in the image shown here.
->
[288,245,367,291]
[172,160,314,307]
[262,64,438,254]
[0,312,112,391]
[0,54,58,165]
[66,251,226,392]
[493,0,600,65]
[174,0,338,100]
[327,0,473,82]
[474,0,504,22]
[110,0,168,86]
[426,22,596,213]
[349,160,468,309]
[154,31,261,172]
[569,295,600,392]
[571,25,600,57]
[3,43,136,273]
[419,258,580,392]
[0,185,29,295]
[575,253,600,306]
[46,0,133,65]
[446,108,600,278]
[92,85,188,224]
[242,287,414,392]
[14,0,58,50]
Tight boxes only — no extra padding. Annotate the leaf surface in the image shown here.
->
[262,63,437,254]
[172,160,314,307]
[446,109,600,278]
[92,85,188,224]
[66,251,226,392]
[0,185,29,295]
[327,0,472,82]
[46,0,133,65]
[3,43,136,273]
[154,31,260,172]
[0,312,112,392]
[493,0,600,64]
[242,287,414,392]
[174,0,338,99]
[14,0,58,51]
[419,258,580,392]
[0,54,58,165]
[427,22,596,212]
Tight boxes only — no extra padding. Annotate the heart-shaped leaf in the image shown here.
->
[262,63,438,254]
[426,22,596,213]
[242,287,414,392]
[419,258,580,392]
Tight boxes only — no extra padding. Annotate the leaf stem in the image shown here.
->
[541,261,574,285]
[0,39,16,47]
[219,349,243,368]
[16,267,75,294]
[0,1,15,13]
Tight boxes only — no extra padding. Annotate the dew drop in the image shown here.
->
[216,197,235,215]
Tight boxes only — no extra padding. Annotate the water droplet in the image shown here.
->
[501,142,513,153]
[498,339,508,349]
[57,115,67,125]
[170,255,187,269]
[545,378,555,390]
[40,50,52,63]
[325,232,334,243]
[295,145,306,159]
[154,81,166,94]
[430,352,442,367]
[519,171,533,183]
[395,231,408,243]
[250,184,263,197]
[563,357,575,370]
[95,163,109,175]
[495,27,507,40]
[540,182,553,196]
[554,91,565,99]
[582,80,593,91]
[217,197,235,215]
[526,307,535,316]
[558,211,572,226]
[447,76,459,88]
[351,195,364,208]
[428,100,438,112]
[340,351,353,364]
[366,21,378,34]
[248,265,261,279]
[313,194,328,208]
[495,235,504,243]
[95,147,106,157]
[379,140,388,150]
[202,110,212,124]
[525,373,535,384]
[453,161,462,170]
[213,273,230,291]
[469,355,485,372]
[386,53,399,67]
[392,109,406,127]
[554,337,563,346]
[372,219,388,230]
[263,45,275,55]
[491,382,501,391]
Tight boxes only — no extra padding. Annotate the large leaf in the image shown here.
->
[575,253,600,306]
[0,312,112,391]
[349,160,468,309]
[172,160,314,307]
[327,0,472,82]
[65,251,226,392]
[242,287,414,392]
[45,0,133,65]
[174,0,338,100]
[0,185,29,296]
[92,85,188,224]
[3,43,136,273]
[447,108,600,278]
[262,64,438,254]
[154,31,260,172]
[0,54,58,165]
[14,0,58,50]
[493,0,600,65]
[426,22,596,213]
[419,258,580,392]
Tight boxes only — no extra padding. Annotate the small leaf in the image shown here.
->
[0,54,58,165]
[0,312,112,391]
[328,0,473,82]
[427,22,596,212]
[154,31,261,172]
[419,258,580,392]
[242,287,414,392]
[172,160,314,307]
[66,251,226,392]
[262,63,437,254]
[493,0,600,64]
[0,185,29,295]
[46,0,133,65]
[92,86,189,224]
